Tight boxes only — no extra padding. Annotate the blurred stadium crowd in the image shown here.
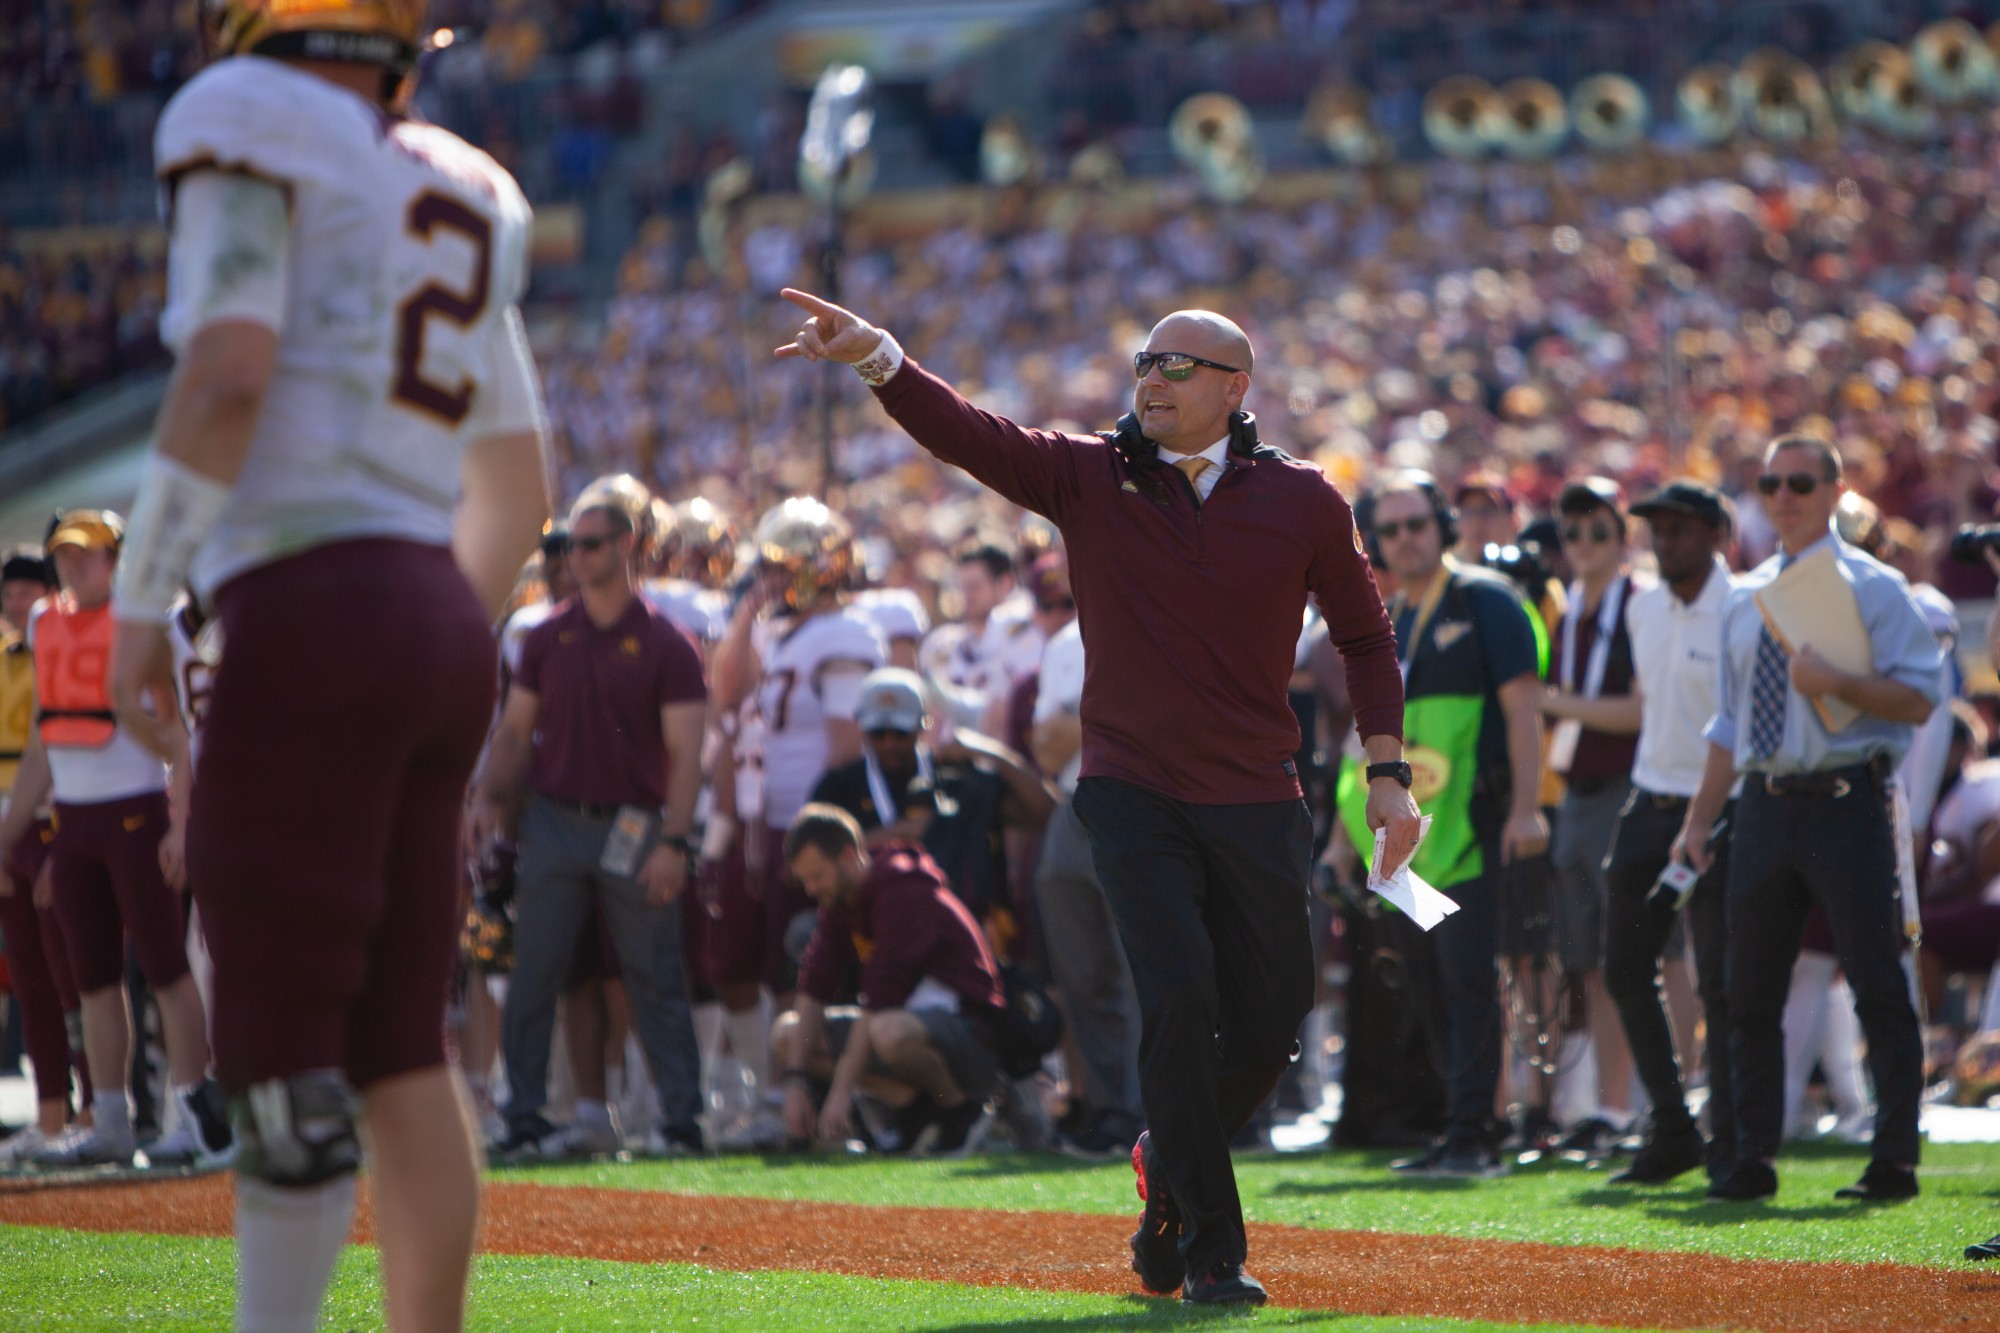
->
[544,128,2000,617]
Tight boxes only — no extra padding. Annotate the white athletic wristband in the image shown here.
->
[851,331,904,387]
[112,454,233,624]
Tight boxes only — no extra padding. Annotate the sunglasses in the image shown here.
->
[1755,472,1824,497]
[1373,514,1434,540]
[866,727,918,741]
[571,533,621,553]
[1561,522,1616,545]
[1038,598,1077,614]
[1133,351,1243,381]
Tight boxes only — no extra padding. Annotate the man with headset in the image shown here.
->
[1351,473,1547,1179]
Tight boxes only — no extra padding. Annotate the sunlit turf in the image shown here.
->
[496,1140,2000,1270]
[0,1226,1655,1331]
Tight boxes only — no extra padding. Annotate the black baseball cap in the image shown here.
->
[1630,480,1728,530]
[1555,476,1624,516]
[1,548,51,585]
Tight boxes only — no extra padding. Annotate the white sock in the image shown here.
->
[236,1174,356,1333]
[694,1002,726,1107]
[575,1098,611,1129]
[1598,1104,1634,1132]
[93,1093,132,1139]
[726,997,773,1097]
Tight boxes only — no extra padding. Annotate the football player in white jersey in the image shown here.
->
[709,499,883,1140]
[920,542,1045,728]
[104,4,552,1329]
[849,538,930,672]
[644,497,734,647]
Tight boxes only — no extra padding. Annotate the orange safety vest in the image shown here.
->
[0,632,33,790]
[33,596,117,750]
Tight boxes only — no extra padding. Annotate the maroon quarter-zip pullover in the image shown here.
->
[874,358,1402,805]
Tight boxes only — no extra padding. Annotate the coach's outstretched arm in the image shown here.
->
[776,288,1081,523]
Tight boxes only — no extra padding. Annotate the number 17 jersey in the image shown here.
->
[155,55,541,602]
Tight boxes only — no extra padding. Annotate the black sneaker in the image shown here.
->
[1183,1261,1267,1306]
[1501,1107,1561,1156]
[918,1099,992,1158]
[492,1113,560,1162]
[1965,1233,2000,1261]
[1834,1160,1918,1201]
[1705,1159,1778,1202]
[1129,1131,1185,1295]
[1556,1116,1622,1163]
[1389,1141,1447,1176]
[1609,1127,1705,1185]
[1432,1139,1508,1179]
[1057,1111,1139,1161]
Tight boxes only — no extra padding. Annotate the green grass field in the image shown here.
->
[4,1142,1997,1330]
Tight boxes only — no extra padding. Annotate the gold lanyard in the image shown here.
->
[1392,560,1455,689]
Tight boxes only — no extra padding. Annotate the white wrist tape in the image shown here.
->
[112,454,233,623]
[851,331,905,387]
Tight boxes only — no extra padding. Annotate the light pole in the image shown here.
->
[797,63,875,498]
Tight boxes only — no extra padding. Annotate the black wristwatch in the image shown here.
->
[662,834,697,866]
[1365,760,1414,789]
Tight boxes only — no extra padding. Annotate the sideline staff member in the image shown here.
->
[774,288,1419,1307]
[1677,435,1941,1203]
[1602,481,1737,1186]
[474,486,710,1158]
[1345,474,1547,1179]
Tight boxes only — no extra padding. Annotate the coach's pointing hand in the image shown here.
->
[774,289,885,365]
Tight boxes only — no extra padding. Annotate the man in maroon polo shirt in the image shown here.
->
[775,289,1421,1306]
[774,804,1007,1157]
[472,487,710,1158]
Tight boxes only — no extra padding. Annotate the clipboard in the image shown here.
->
[1750,546,1871,733]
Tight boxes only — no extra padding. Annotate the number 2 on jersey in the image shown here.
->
[393,190,493,425]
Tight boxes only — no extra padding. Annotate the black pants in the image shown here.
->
[1427,865,1503,1140]
[1726,778,1922,1168]
[1072,777,1314,1274]
[1602,791,1735,1165]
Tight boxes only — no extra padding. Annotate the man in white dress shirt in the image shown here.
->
[1600,481,1737,1186]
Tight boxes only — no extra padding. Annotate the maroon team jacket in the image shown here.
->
[873,357,1403,805]
[796,843,1006,1025]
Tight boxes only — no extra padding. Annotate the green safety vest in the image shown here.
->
[1337,563,1538,892]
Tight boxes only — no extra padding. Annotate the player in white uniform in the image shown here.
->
[854,583,930,672]
[644,498,734,647]
[921,543,1045,728]
[103,5,552,1329]
[709,499,883,1145]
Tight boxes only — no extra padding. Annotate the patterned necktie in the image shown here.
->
[1747,557,1793,759]
[1172,456,1212,504]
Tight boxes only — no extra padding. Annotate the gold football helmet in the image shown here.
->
[669,498,739,590]
[569,473,655,540]
[755,498,853,612]
[207,0,427,66]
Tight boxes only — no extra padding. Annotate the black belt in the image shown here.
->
[1754,756,1888,799]
[1631,788,1690,810]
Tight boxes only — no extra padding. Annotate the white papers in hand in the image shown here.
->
[1368,816,1461,932]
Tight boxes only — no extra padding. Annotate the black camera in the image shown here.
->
[1480,540,1554,604]
[1949,524,2000,564]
